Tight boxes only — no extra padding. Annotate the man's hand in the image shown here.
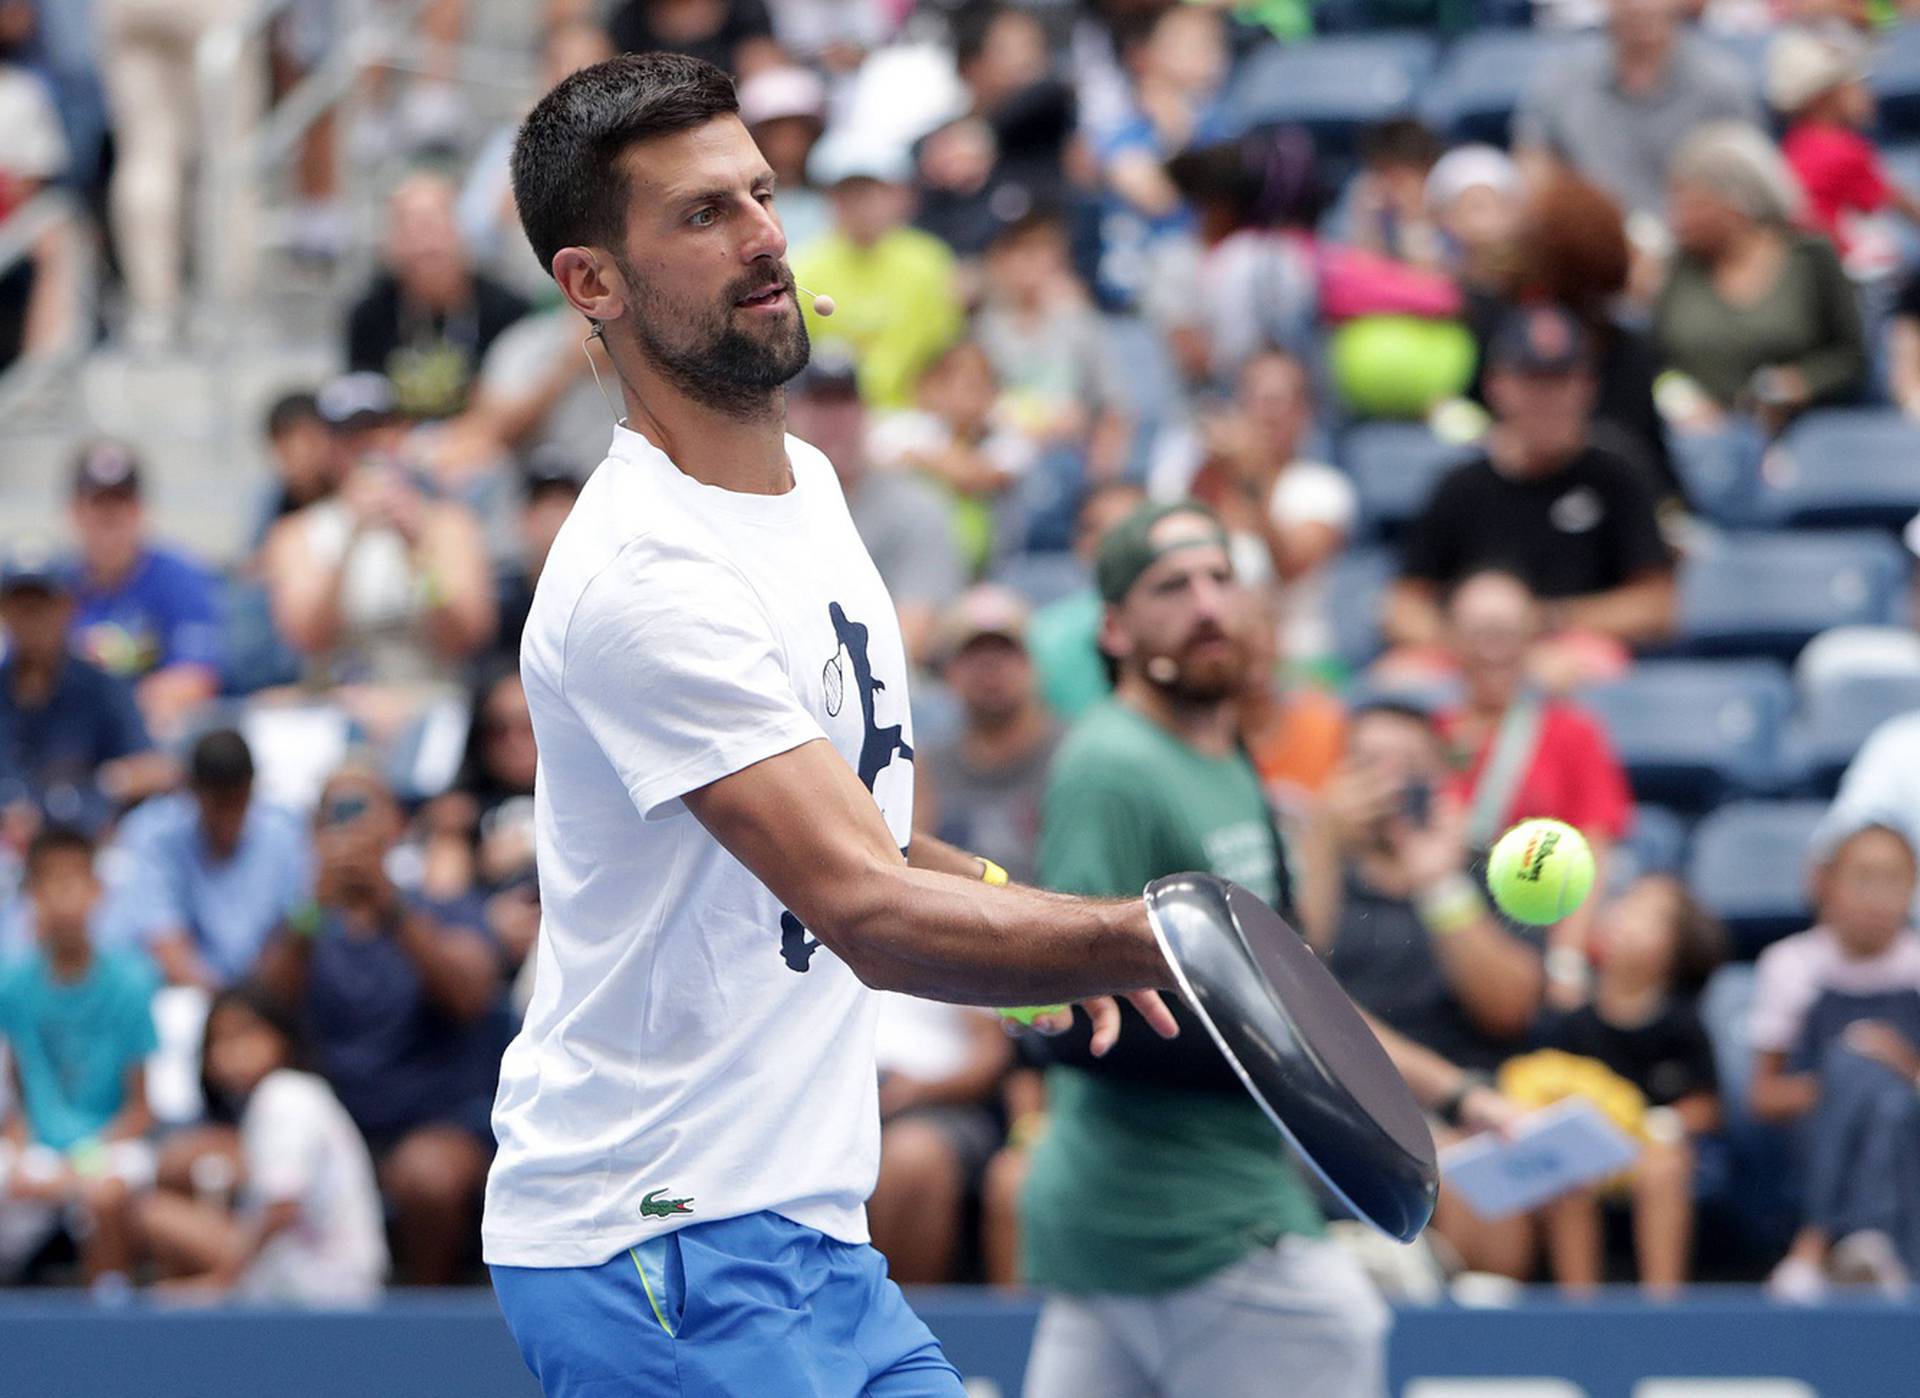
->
[1845,1021,1920,1081]
[1315,761,1399,854]
[1023,992,1180,1056]
[1388,792,1470,892]
[1458,1085,1523,1138]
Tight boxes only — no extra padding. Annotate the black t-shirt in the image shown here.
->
[608,0,772,71]
[1325,871,1539,1074]
[1532,998,1718,1107]
[1399,445,1672,600]
[346,273,531,421]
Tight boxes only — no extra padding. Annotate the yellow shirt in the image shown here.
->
[793,227,963,409]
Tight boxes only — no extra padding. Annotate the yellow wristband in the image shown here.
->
[1415,874,1487,938]
[979,857,1009,886]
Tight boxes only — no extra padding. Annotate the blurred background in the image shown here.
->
[7,0,1920,1392]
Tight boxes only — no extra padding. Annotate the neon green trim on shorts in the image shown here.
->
[629,1245,676,1338]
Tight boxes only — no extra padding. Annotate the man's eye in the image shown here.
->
[690,208,718,227]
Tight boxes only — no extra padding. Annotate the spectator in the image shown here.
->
[737,64,829,255]
[458,20,616,298]
[975,210,1128,474]
[1753,822,1920,1296]
[419,665,541,979]
[1494,174,1681,503]
[1086,3,1232,315]
[606,0,780,76]
[1825,709,1920,918]
[249,391,345,558]
[1302,699,1544,1276]
[1344,118,1446,272]
[490,452,582,669]
[133,982,386,1303]
[915,5,1074,260]
[0,538,172,837]
[915,586,1059,888]
[0,824,154,1288]
[462,296,609,486]
[1426,143,1522,305]
[257,762,505,1285]
[1770,28,1919,281]
[1436,570,1634,992]
[1513,0,1763,225]
[868,338,1037,572]
[785,350,964,667]
[98,0,262,349]
[260,401,496,737]
[0,55,76,371]
[1237,586,1347,818]
[793,140,964,410]
[868,991,1013,1284]
[346,173,531,422]
[1655,122,1867,432]
[111,729,310,991]
[1521,875,1724,1294]
[1387,305,1677,665]
[1177,348,1357,674]
[64,440,223,740]
[1026,480,1145,722]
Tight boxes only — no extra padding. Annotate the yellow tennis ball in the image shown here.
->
[1486,819,1595,926]
[999,1005,1067,1026]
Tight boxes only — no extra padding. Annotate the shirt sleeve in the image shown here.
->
[1748,937,1816,1056]
[158,557,225,673]
[562,536,827,821]
[244,1076,322,1204]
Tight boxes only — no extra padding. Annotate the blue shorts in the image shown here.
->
[491,1211,965,1398]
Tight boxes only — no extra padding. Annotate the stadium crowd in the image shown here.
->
[7,0,1920,1317]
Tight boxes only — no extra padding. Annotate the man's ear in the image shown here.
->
[553,246,629,326]
[1097,606,1132,665]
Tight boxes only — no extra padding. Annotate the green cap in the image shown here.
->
[1094,500,1230,604]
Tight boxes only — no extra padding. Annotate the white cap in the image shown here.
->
[1424,144,1520,213]
[738,66,826,128]
[1766,28,1867,115]
[808,131,913,187]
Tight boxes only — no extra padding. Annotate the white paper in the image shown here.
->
[1439,1098,1641,1220]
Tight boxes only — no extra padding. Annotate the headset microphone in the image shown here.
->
[794,284,836,317]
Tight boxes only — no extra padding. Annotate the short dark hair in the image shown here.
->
[265,391,322,440]
[511,52,740,278]
[200,981,310,1120]
[1359,117,1441,171]
[953,3,1033,71]
[25,823,94,881]
[1659,877,1727,995]
[190,728,256,792]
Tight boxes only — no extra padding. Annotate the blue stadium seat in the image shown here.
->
[1609,803,1691,889]
[1687,799,1827,953]
[1323,544,1398,668]
[1873,22,1920,141]
[1418,30,1583,145]
[987,551,1090,610]
[1677,530,1909,660]
[1782,670,1920,796]
[1339,421,1473,534]
[1225,34,1439,157]
[1751,409,1920,528]
[1577,660,1792,809]
[1669,426,1763,527]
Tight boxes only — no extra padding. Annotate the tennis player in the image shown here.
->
[482,53,1177,1397]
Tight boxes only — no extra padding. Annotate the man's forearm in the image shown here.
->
[1555,574,1677,645]
[907,832,991,879]
[824,864,1171,1007]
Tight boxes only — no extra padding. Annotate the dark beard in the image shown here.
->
[1144,639,1247,705]
[619,255,811,419]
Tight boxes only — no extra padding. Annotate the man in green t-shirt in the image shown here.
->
[1021,502,1508,1398]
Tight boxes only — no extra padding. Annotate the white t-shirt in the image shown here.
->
[239,1070,387,1305]
[1749,925,1920,1056]
[483,425,916,1268]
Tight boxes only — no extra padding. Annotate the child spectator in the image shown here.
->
[1345,118,1447,272]
[868,339,1037,573]
[1752,822,1920,1296]
[0,825,155,1289]
[1524,876,1725,1294]
[134,983,386,1303]
[1769,29,1920,281]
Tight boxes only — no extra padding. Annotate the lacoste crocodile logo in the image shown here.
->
[642,1188,695,1219]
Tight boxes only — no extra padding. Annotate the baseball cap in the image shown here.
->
[808,132,913,188]
[70,439,142,500]
[1486,304,1590,376]
[1095,501,1230,605]
[1424,143,1519,212]
[738,66,827,129]
[0,535,70,595]
[316,372,399,431]
[1767,29,1866,116]
[937,584,1031,663]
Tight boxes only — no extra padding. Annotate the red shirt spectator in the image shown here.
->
[1781,122,1888,260]
[1438,699,1633,841]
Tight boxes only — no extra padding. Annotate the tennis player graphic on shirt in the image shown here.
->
[482,53,1181,1398]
